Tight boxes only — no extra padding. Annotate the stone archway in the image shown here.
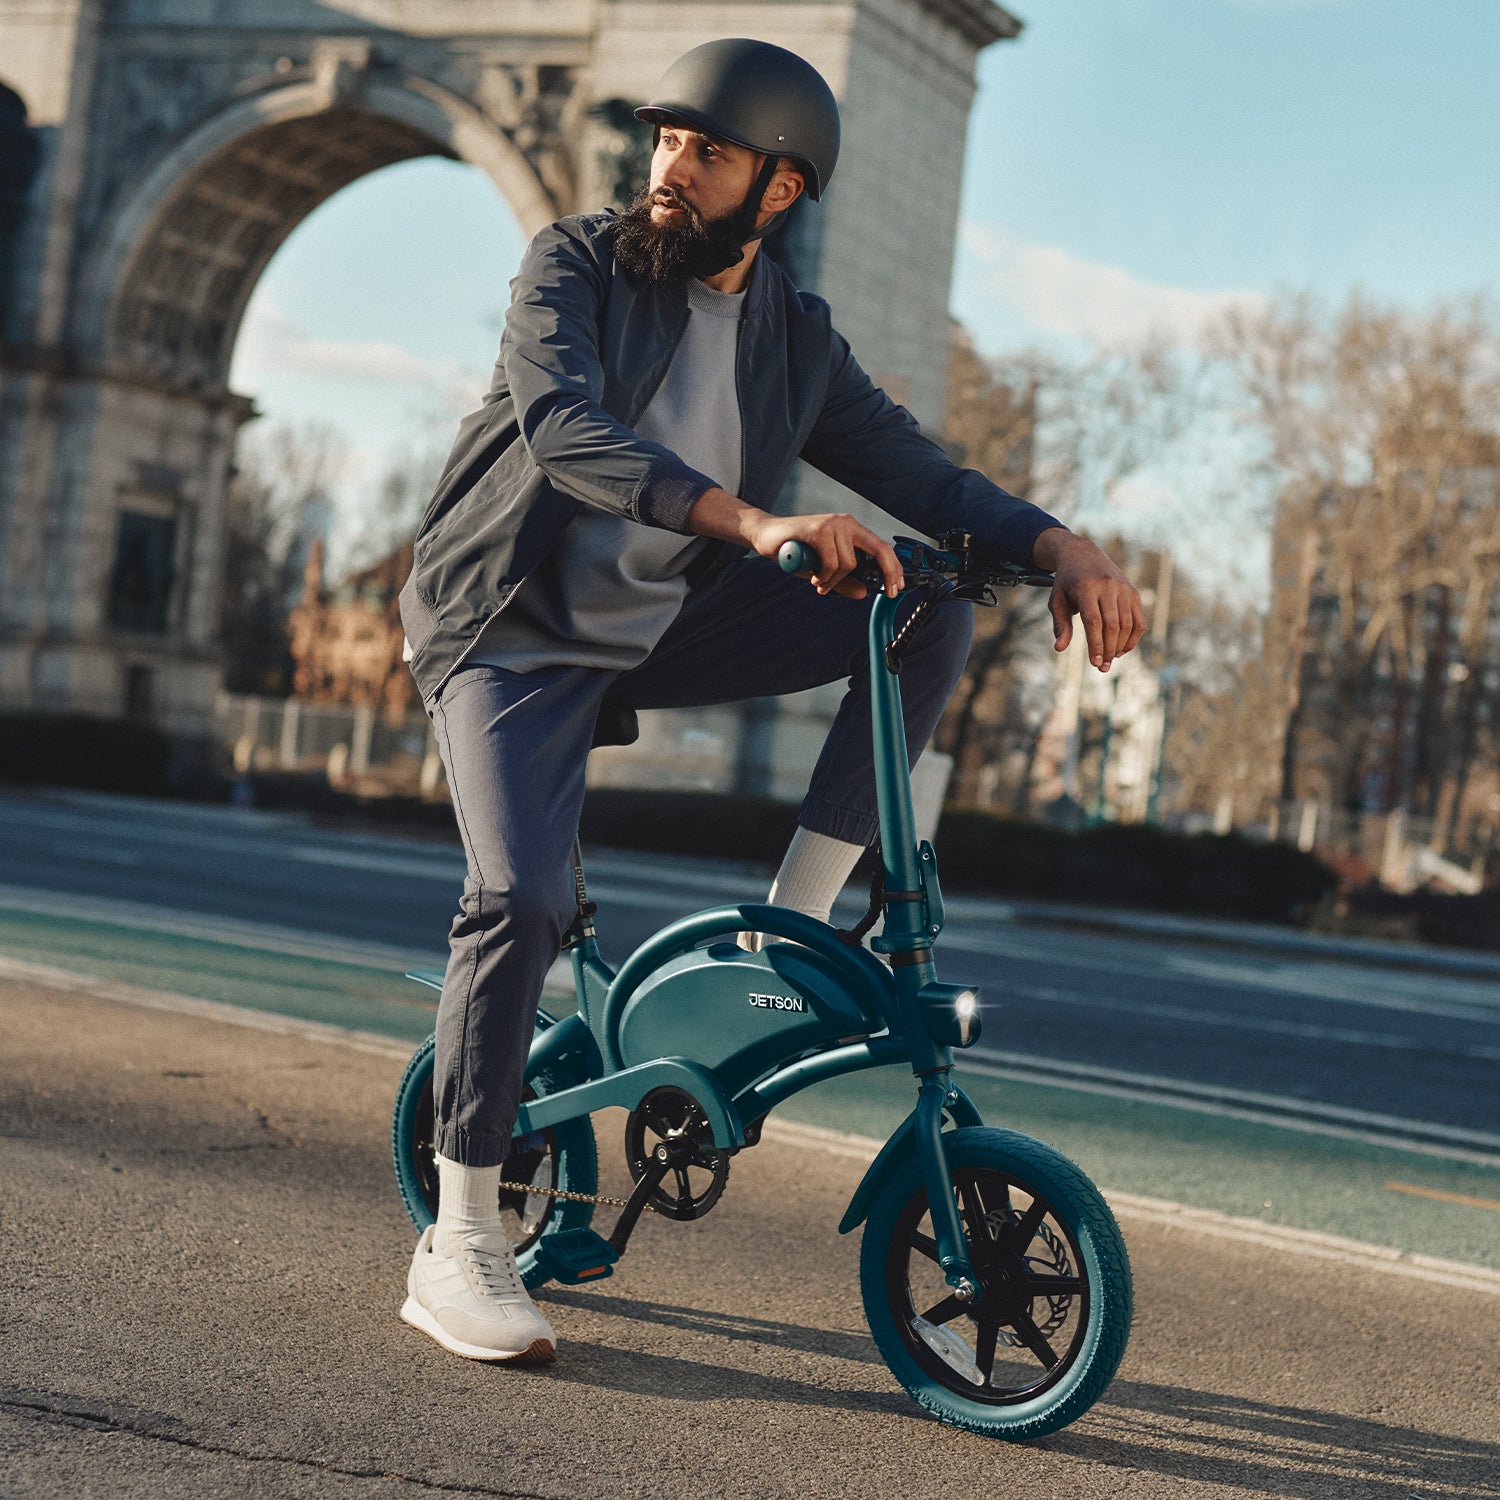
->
[106,105,462,390]
[84,64,571,389]
[0,0,1019,754]
[0,40,584,745]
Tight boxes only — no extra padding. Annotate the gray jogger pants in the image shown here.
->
[427,554,973,1167]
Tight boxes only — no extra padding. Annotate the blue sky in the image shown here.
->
[229,0,1499,562]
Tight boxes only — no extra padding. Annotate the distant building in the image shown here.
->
[1029,616,1165,825]
[287,541,415,723]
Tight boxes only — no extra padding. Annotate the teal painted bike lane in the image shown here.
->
[0,904,440,1045]
[775,1067,1500,1274]
[4,900,1497,1275]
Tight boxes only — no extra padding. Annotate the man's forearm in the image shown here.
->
[686,486,766,546]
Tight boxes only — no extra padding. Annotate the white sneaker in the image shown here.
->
[400,1225,556,1362]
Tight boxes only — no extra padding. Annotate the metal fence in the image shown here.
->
[1253,800,1491,893]
[215,690,954,840]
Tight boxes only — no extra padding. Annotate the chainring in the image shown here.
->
[624,1086,730,1221]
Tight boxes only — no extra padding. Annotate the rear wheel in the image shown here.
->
[391,1021,599,1290]
[860,1127,1131,1440]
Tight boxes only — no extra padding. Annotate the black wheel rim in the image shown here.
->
[886,1166,1090,1406]
[412,1078,560,1250]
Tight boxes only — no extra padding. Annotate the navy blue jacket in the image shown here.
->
[399,212,1059,699]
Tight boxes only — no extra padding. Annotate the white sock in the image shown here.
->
[739,828,865,951]
[433,1153,505,1253]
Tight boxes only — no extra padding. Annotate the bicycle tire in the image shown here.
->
[391,1023,599,1291]
[860,1126,1131,1440]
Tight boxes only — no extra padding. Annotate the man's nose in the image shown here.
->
[657,144,691,190]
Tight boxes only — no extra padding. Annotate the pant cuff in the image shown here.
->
[797,794,877,848]
[434,1123,512,1169]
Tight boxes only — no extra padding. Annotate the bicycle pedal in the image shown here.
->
[533,1228,618,1284]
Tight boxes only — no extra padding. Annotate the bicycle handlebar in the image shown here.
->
[777,534,1054,592]
[775,539,816,575]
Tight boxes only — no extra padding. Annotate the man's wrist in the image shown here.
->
[1030,526,1075,572]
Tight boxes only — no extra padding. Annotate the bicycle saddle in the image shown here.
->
[591,695,639,748]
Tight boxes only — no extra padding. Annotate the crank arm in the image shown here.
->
[607,1156,672,1256]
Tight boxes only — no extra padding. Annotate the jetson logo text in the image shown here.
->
[747,992,806,1013]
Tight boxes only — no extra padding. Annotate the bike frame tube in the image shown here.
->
[731,1034,909,1123]
[869,593,923,911]
[568,936,613,1031]
[869,592,950,1074]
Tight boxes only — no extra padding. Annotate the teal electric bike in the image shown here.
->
[391,533,1132,1440]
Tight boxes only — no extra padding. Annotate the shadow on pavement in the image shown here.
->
[554,1288,887,1366]
[537,1337,911,1418]
[1054,1378,1500,1496]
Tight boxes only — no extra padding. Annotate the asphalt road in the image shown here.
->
[2,786,1497,1147]
[2,974,1496,1500]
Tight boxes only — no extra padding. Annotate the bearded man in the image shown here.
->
[397,38,1144,1363]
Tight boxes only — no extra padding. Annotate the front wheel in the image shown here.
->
[391,1022,599,1290]
[860,1127,1131,1440]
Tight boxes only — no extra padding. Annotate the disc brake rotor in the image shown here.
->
[624,1086,730,1221]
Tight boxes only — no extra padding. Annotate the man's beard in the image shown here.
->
[612,184,761,284]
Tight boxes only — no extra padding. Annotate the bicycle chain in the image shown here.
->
[504,1180,658,1214]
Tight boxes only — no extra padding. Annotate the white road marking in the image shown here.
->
[287,844,465,880]
[758,1120,1500,1298]
[968,1048,1500,1146]
[5,955,1498,1298]
[956,1053,1500,1168]
[947,926,1500,1023]
[0,883,440,973]
[1000,981,1500,1057]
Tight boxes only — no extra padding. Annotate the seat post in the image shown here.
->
[563,838,595,946]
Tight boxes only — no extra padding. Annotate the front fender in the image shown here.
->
[837,1083,983,1234]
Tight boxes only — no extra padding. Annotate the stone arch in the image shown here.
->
[79,76,557,389]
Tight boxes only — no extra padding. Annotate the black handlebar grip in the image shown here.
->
[777,540,811,574]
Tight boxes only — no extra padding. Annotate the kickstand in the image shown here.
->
[607,1157,671,1256]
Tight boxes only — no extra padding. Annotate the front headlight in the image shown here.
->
[917,981,983,1049]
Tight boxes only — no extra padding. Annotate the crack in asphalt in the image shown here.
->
[0,1387,555,1497]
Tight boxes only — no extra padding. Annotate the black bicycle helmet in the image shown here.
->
[635,38,841,201]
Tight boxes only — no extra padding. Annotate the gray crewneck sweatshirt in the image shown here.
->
[469,275,745,673]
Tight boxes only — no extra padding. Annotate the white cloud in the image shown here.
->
[959,224,1265,350]
[232,302,473,397]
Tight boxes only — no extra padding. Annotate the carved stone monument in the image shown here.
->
[0,0,1019,747]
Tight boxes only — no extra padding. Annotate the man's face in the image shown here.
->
[648,124,761,230]
[613,120,803,285]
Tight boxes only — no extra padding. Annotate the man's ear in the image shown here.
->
[763,161,805,215]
